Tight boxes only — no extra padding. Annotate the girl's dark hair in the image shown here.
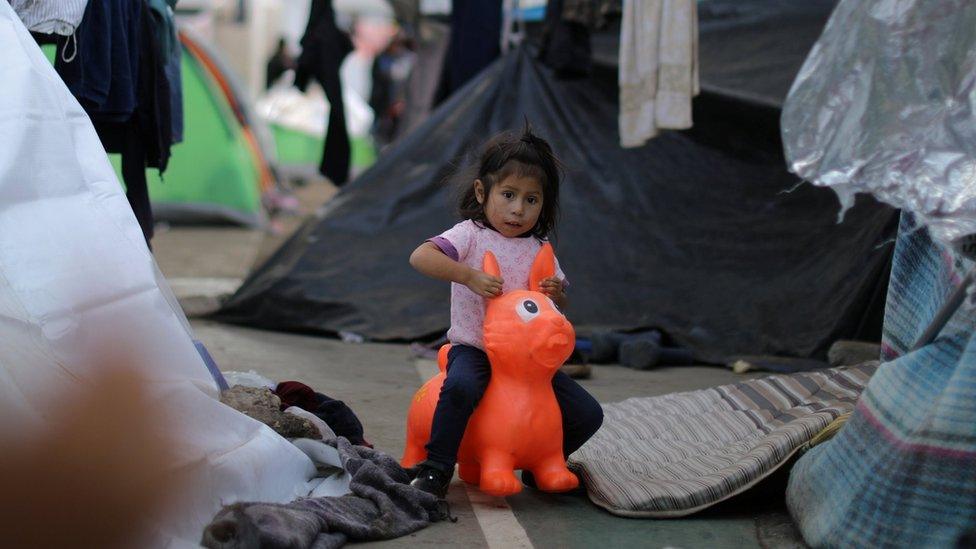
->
[457,124,562,239]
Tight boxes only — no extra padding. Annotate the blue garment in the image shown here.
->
[446,0,502,93]
[424,344,603,471]
[148,0,182,142]
[56,0,141,119]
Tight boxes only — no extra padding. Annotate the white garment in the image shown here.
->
[619,0,699,148]
[10,0,88,36]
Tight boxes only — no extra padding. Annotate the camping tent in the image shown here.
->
[102,30,277,227]
[216,0,897,363]
[1,5,316,543]
[40,31,275,227]
[136,30,276,226]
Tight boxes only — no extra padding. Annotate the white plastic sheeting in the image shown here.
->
[782,0,976,247]
[257,71,375,139]
[0,4,316,544]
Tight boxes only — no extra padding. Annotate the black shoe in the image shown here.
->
[410,465,451,498]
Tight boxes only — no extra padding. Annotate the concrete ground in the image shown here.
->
[153,180,806,548]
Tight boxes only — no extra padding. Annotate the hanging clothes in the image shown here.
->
[44,0,180,246]
[618,0,698,148]
[444,0,501,93]
[538,0,592,79]
[295,0,354,185]
[55,0,140,120]
[148,0,183,143]
[10,0,88,36]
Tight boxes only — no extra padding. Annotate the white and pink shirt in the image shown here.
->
[429,220,567,350]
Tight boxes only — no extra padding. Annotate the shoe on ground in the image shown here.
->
[410,464,451,498]
[560,362,592,379]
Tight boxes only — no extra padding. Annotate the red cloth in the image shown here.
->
[275,381,320,411]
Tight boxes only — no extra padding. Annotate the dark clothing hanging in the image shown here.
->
[295,0,353,185]
[121,128,155,243]
[444,0,502,93]
[148,0,183,142]
[538,0,593,78]
[50,0,180,246]
[265,50,293,89]
[55,0,141,119]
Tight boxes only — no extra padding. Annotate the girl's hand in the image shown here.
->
[465,269,504,297]
[539,277,567,307]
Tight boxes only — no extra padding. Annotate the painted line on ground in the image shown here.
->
[166,276,242,297]
[463,484,534,549]
[413,358,535,549]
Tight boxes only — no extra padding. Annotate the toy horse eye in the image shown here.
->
[517,299,540,323]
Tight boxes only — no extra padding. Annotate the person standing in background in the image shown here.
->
[295,0,353,185]
[265,37,295,89]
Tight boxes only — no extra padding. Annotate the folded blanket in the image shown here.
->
[570,362,876,517]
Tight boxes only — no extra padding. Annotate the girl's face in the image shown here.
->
[475,175,544,238]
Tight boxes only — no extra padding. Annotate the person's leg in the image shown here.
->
[412,345,490,497]
[522,372,603,489]
[120,128,154,248]
[314,62,351,185]
[551,371,604,456]
[423,345,491,469]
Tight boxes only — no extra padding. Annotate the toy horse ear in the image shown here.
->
[483,250,501,278]
[528,243,556,292]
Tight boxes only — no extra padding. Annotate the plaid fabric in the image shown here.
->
[569,362,876,517]
[787,213,976,547]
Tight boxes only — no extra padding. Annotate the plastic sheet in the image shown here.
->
[0,5,315,544]
[782,0,976,247]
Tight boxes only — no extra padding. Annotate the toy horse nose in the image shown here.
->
[546,333,570,348]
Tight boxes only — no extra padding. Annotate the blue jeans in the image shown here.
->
[424,344,604,471]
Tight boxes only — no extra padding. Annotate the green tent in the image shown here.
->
[43,42,267,226]
[116,46,267,226]
[45,35,377,226]
[272,124,376,170]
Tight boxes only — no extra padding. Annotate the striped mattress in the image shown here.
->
[569,362,877,517]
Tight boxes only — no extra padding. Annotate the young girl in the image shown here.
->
[407,127,604,497]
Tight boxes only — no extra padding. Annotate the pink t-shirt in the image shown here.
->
[430,220,566,350]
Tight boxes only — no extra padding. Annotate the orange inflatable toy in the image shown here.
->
[401,243,578,497]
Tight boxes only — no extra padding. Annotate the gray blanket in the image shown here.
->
[201,437,448,548]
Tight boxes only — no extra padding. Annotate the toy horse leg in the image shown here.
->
[531,455,579,493]
[401,444,427,468]
[458,462,480,484]
[478,449,521,497]
[458,462,481,485]
[400,422,428,468]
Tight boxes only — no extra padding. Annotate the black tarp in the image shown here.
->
[215,1,897,362]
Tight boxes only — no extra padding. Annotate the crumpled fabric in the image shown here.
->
[782,0,976,248]
[201,438,448,549]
